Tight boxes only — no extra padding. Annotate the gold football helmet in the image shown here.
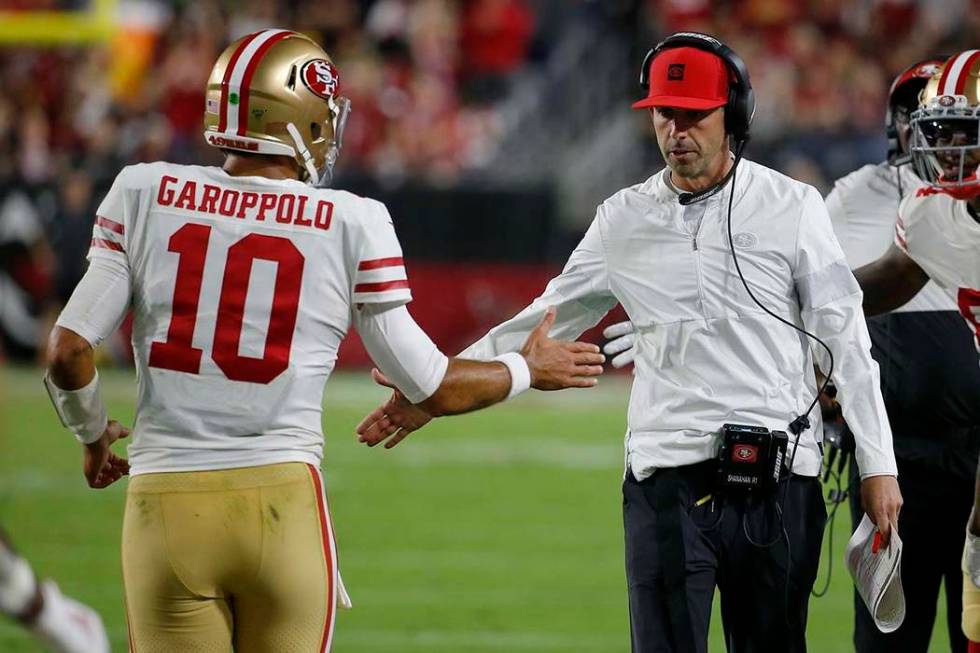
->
[910,50,980,198]
[203,29,351,186]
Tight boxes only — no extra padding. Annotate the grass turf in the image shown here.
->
[0,366,951,652]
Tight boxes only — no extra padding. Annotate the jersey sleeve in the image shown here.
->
[351,201,412,305]
[87,167,135,269]
[894,186,931,254]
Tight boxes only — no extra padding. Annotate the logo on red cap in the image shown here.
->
[668,64,685,81]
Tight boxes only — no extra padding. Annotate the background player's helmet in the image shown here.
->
[910,50,980,199]
[885,58,945,163]
[203,29,351,187]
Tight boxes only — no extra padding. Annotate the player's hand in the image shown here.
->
[356,369,433,449]
[520,307,605,390]
[83,420,130,489]
[602,320,636,368]
[861,475,902,548]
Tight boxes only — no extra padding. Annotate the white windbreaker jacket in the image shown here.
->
[461,159,897,481]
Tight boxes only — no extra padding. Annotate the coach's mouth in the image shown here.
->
[669,149,697,161]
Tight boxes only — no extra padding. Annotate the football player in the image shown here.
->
[43,30,604,652]
[0,528,109,653]
[825,58,980,653]
[848,50,980,647]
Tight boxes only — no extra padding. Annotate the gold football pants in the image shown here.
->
[965,568,980,642]
[122,462,338,652]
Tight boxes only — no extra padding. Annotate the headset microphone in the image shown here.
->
[677,140,746,205]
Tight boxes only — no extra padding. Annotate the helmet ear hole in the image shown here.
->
[311,122,321,140]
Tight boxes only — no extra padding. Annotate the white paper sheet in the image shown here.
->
[845,514,905,633]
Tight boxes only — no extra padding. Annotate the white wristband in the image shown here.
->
[493,352,531,400]
[43,371,108,445]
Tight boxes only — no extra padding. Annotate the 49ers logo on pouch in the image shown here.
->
[300,59,340,99]
[732,444,758,464]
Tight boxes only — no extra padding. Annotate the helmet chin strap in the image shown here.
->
[286,122,321,185]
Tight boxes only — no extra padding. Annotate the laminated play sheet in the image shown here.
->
[845,514,905,633]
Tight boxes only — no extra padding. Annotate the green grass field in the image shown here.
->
[0,366,952,652]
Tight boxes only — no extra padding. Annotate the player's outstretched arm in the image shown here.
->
[46,327,130,489]
[355,307,604,448]
[424,307,604,413]
[853,243,929,316]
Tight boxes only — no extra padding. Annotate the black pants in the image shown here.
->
[849,458,974,653]
[623,461,827,653]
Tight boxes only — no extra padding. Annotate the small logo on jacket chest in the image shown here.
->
[732,232,758,249]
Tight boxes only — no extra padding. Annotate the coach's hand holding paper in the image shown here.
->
[846,514,905,633]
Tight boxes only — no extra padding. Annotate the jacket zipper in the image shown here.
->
[691,216,710,324]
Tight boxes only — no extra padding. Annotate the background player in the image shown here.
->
[43,29,604,653]
[850,50,980,646]
[824,57,980,653]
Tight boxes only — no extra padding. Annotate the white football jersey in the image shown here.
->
[88,162,411,475]
[826,162,954,312]
[896,187,980,350]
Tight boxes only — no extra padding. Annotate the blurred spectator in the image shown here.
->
[459,0,533,103]
[46,168,97,308]
[3,0,980,363]
[0,169,53,362]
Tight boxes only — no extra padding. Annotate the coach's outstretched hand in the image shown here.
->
[357,307,604,449]
[521,307,604,390]
[84,420,130,489]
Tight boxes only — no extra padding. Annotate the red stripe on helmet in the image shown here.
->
[937,57,957,96]
[218,31,263,133]
[236,31,293,136]
[955,51,980,94]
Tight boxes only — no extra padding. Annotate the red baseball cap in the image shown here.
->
[633,46,730,111]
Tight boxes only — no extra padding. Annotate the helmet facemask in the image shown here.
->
[286,94,351,187]
[911,99,980,199]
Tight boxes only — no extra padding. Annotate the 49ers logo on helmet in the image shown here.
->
[300,59,340,99]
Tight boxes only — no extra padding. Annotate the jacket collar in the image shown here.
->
[644,154,748,206]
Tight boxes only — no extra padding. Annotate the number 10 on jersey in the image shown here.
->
[148,223,305,384]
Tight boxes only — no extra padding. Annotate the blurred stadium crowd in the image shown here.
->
[2,0,980,362]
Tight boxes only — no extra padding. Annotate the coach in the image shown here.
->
[356,32,902,653]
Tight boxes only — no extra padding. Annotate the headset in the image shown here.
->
[639,31,757,147]
[639,34,835,632]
